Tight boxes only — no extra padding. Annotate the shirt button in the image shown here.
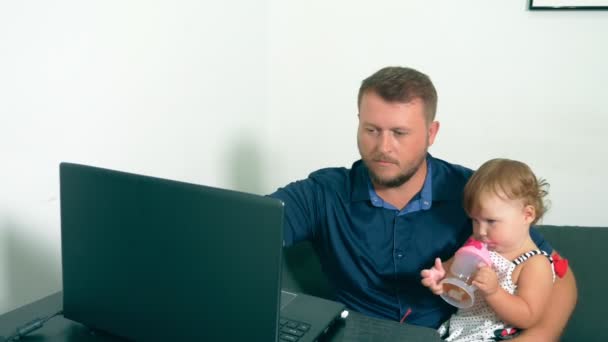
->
[397,253,404,259]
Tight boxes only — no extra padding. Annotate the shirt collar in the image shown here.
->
[351,160,371,202]
[428,154,466,202]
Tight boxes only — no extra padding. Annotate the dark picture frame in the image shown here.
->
[530,0,608,10]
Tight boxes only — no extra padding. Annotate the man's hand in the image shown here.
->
[472,264,499,296]
[421,258,446,295]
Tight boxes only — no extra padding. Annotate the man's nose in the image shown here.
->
[379,132,392,152]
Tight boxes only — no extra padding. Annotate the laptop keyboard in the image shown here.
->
[279,317,311,341]
[339,312,441,341]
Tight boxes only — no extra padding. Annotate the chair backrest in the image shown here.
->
[281,225,606,341]
[281,241,332,299]
[536,225,607,342]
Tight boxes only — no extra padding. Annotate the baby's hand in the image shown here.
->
[420,258,446,295]
[472,264,499,296]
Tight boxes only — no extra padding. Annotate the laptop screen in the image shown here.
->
[60,163,285,341]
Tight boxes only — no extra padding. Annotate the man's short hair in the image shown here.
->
[358,66,438,122]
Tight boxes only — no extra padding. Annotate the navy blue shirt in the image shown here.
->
[270,155,551,328]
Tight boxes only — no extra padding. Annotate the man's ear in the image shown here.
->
[428,121,440,146]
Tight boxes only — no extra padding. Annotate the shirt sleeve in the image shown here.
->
[531,227,553,255]
[268,178,322,247]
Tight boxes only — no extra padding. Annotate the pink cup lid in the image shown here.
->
[455,238,493,266]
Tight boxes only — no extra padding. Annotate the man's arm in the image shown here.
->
[513,253,577,341]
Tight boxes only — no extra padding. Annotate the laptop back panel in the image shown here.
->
[60,163,284,341]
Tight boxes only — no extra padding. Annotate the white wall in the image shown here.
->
[267,0,608,226]
[0,0,269,313]
[1,0,606,314]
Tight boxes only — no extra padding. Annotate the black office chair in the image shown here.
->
[536,225,606,342]
[281,241,332,299]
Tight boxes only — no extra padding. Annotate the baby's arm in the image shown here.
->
[421,257,453,295]
[476,255,554,329]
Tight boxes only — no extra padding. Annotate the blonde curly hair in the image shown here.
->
[463,158,549,225]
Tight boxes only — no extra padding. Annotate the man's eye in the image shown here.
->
[487,219,496,225]
[393,130,407,136]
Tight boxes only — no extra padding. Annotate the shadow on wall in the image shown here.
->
[226,134,267,195]
[0,216,61,314]
[0,217,7,312]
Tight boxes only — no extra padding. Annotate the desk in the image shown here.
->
[0,292,441,342]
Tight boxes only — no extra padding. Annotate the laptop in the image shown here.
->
[59,162,346,341]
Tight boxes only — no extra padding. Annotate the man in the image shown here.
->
[270,66,576,340]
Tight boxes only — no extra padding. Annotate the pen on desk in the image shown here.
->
[5,309,63,342]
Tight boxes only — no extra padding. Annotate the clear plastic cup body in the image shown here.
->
[449,251,486,284]
[440,278,475,308]
[439,248,489,308]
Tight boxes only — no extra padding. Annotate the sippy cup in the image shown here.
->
[439,238,493,309]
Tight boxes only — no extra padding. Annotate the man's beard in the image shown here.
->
[366,152,426,188]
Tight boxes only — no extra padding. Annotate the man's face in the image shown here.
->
[357,91,439,188]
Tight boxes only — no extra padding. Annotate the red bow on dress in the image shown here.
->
[553,253,569,278]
